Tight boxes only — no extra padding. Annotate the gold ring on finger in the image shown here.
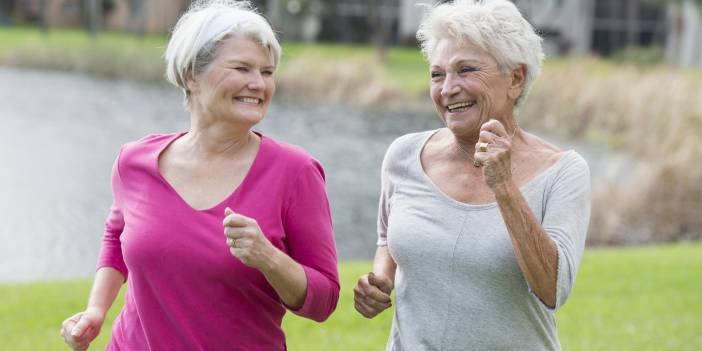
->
[473,159,482,167]
[478,142,489,152]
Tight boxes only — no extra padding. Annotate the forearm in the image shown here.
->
[372,246,397,282]
[86,267,125,318]
[260,248,308,310]
[493,180,558,307]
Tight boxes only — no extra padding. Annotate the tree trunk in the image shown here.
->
[665,2,683,65]
[38,0,49,32]
[87,0,103,36]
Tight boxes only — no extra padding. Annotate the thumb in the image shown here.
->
[368,272,392,294]
[71,317,90,338]
[224,207,234,216]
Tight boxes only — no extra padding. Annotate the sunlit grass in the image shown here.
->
[1,243,700,350]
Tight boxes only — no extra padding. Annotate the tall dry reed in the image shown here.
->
[522,58,702,245]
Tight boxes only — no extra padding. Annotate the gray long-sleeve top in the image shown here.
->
[377,130,591,351]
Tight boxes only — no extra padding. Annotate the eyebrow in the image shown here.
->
[224,59,275,70]
[431,59,483,68]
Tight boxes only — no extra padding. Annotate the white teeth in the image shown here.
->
[237,97,260,104]
[447,101,475,111]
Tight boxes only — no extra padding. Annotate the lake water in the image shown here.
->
[0,67,623,283]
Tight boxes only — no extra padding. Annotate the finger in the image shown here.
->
[62,318,77,333]
[365,274,392,301]
[229,247,248,259]
[62,313,82,329]
[474,152,489,167]
[362,277,390,300]
[354,299,377,318]
[477,130,500,145]
[480,118,508,137]
[224,226,247,240]
[223,212,255,228]
[363,296,392,311]
[353,279,370,298]
[367,272,393,293]
[363,286,391,304]
[225,207,234,216]
[71,318,90,338]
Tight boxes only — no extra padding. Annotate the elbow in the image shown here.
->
[291,273,340,322]
[309,284,340,322]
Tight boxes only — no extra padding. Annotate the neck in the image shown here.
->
[184,111,255,158]
[451,117,522,157]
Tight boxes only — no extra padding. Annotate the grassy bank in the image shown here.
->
[1,243,700,350]
[2,27,701,244]
[0,27,427,101]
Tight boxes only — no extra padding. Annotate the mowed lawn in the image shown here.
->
[0,243,699,350]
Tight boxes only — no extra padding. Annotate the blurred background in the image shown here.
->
[0,1,700,350]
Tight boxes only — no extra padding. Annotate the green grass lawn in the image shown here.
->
[1,243,700,350]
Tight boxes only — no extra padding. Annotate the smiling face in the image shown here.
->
[188,34,275,127]
[429,38,519,138]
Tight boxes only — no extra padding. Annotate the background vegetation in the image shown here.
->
[4,27,697,246]
[1,27,700,350]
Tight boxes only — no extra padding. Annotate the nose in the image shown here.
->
[247,71,265,91]
[440,73,460,98]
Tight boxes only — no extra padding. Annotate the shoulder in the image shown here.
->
[262,134,323,175]
[118,133,181,169]
[549,150,591,191]
[120,133,179,157]
[556,151,590,177]
[384,130,436,164]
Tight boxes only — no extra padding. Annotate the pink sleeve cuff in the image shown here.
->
[288,265,339,322]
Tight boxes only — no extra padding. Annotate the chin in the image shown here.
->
[444,115,477,135]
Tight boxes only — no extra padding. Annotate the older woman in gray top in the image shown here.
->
[353,1,590,350]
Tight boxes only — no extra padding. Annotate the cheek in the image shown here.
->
[430,84,442,105]
[267,80,276,99]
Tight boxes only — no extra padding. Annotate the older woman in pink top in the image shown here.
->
[59,1,339,350]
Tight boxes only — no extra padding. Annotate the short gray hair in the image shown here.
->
[417,0,544,108]
[164,0,281,102]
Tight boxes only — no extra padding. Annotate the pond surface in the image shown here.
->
[0,67,623,283]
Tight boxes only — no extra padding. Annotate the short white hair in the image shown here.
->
[417,0,544,108]
[164,0,281,100]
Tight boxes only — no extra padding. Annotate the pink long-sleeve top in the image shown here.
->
[96,132,340,350]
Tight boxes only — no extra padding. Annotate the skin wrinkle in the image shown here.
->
[494,179,558,307]
[430,38,559,307]
[354,20,563,324]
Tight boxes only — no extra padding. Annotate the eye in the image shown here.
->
[459,66,478,74]
[261,70,274,77]
[430,71,445,80]
[235,67,248,72]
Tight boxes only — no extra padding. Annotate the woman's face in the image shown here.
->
[190,34,275,126]
[429,38,516,138]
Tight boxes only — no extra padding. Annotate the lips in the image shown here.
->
[234,97,261,104]
[447,101,476,113]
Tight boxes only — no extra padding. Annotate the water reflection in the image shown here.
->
[0,67,439,282]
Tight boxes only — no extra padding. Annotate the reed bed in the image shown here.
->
[522,58,702,245]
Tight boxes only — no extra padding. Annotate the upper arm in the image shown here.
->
[542,154,591,309]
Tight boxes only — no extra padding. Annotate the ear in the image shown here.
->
[185,75,199,96]
[507,64,527,101]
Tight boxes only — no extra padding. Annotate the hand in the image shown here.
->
[60,308,104,351]
[474,119,514,188]
[223,207,277,271]
[353,272,394,318]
